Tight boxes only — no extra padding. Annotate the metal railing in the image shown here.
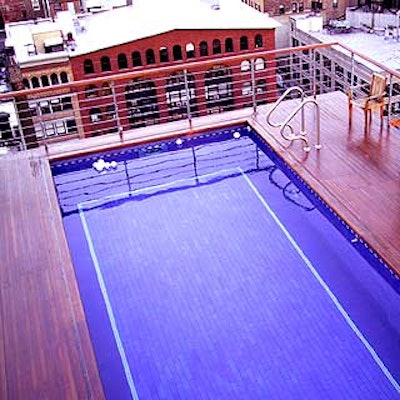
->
[0,41,399,155]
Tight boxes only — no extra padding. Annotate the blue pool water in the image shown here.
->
[52,125,400,399]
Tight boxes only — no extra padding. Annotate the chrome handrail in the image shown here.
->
[279,98,321,152]
[266,86,306,128]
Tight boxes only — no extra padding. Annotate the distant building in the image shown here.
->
[240,0,354,22]
[288,8,400,113]
[5,0,280,139]
[0,0,81,23]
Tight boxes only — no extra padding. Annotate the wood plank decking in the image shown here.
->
[1,90,399,398]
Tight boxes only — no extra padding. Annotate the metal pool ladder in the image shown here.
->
[266,86,321,152]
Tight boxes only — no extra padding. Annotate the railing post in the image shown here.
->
[110,81,124,141]
[311,48,317,99]
[350,51,355,88]
[183,69,193,129]
[387,73,393,127]
[251,59,257,113]
[13,98,26,151]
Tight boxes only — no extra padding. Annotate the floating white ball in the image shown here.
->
[233,131,241,139]
[176,138,183,146]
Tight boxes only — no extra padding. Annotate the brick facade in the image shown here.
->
[70,28,277,137]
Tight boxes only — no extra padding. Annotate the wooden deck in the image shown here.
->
[1,90,399,398]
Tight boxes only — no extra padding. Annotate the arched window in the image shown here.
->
[255,34,263,48]
[41,75,50,87]
[101,56,111,72]
[146,49,155,64]
[159,47,169,63]
[173,45,182,61]
[85,85,98,98]
[240,60,251,72]
[22,78,30,89]
[199,41,208,57]
[89,108,102,123]
[225,38,234,52]
[50,73,59,85]
[212,39,221,54]
[84,59,94,74]
[60,72,68,83]
[102,82,112,96]
[132,51,142,67]
[186,42,195,58]
[240,36,249,51]
[31,77,40,88]
[117,53,128,69]
[255,58,265,70]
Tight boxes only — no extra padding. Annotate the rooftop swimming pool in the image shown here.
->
[51,124,400,399]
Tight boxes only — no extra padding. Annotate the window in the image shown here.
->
[102,82,112,96]
[186,43,195,59]
[60,72,68,83]
[242,82,252,96]
[212,39,221,55]
[50,98,62,112]
[255,58,265,70]
[241,60,251,72]
[101,56,111,72]
[105,104,116,119]
[84,59,94,74]
[292,2,297,12]
[159,47,169,63]
[299,2,304,11]
[66,119,77,133]
[39,101,51,114]
[173,45,183,61]
[118,53,128,69]
[333,0,338,7]
[85,85,98,98]
[240,36,248,51]
[146,49,155,64]
[50,73,59,85]
[165,71,196,112]
[31,77,40,88]
[199,41,208,57]
[35,119,77,139]
[255,34,263,48]
[89,108,103,122]
[225,38,234,52]
[41,75,50,87]
[61,96,72,110]
[132,51,142,67]
[31,0,40,10]
[256,79,267,93]
[23,79,30,89]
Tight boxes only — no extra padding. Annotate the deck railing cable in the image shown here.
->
[1,42,400,154]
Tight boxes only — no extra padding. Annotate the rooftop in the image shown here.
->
[6,0,280,64]
[291,9,400,72]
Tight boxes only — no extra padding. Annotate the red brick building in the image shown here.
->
[71,28,278,136]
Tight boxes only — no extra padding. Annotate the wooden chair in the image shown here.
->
[347,73,387,133]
